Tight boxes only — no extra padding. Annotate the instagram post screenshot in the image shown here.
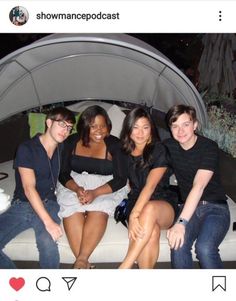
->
[0,1,236,300]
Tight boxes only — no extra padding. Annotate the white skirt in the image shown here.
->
[57,171,129,218]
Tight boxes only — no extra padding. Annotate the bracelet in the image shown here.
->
[177,217,189,227]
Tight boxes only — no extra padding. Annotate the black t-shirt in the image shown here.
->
[59,134,127,192]
[164,135,226,203]
[126,142,172,214]
[13,134,61,202]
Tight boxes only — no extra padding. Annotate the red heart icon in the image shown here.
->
[9,277,25,291]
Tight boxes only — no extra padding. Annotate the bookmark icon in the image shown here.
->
[212,276,226,292]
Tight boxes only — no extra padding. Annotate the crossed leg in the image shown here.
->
[119,200,174,269]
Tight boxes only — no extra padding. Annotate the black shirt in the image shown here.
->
[126,142,174,216]
[164,135,227,203]
[59,134,127,192]
[13,134,61,202]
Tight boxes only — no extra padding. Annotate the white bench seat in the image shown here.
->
[1,160,236,264]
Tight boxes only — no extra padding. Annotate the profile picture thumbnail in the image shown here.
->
[9,6,29,26]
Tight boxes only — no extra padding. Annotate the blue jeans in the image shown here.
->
[171,202,230,269]
[0,199,61,269]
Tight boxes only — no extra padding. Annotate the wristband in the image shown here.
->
[177,217,188,227]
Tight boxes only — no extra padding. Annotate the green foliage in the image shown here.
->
[201,103,236,158]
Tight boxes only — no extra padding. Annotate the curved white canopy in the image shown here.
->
[0,33,207,126]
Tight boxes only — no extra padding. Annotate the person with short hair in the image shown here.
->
[119,107,177,269]
[164,104,230,268]
[0,107,75,268]
[57,105,128,269]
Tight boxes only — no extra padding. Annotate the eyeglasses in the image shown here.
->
[53,120,74,132]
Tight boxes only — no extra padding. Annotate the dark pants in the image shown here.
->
[171,202,230,269]
[0,199,60,269]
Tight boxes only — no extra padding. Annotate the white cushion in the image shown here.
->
[1,160,236,264]
[107,105,126,138]
[0,188,11,214]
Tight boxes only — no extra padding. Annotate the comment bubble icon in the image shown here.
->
[36,277,51,292]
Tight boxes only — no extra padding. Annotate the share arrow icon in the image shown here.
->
[62,277,77,291]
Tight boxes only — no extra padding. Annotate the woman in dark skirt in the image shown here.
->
[119,107,178,269]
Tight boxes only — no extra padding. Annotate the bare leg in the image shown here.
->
[63,212,85,257]
[137,202,174,268]
[119,201,174,269]
[137,224,160,269]
[75,211,108,268]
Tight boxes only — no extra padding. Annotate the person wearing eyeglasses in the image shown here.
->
[57,105,128,269]
[0,107,75,268]
[164,104,230,268]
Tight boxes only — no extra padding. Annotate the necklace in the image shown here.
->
[47,147,60,196]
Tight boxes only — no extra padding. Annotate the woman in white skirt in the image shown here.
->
[57,105,128,268]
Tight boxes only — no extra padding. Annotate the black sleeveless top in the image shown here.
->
[70,154,113,175]
[59,134,128,192]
